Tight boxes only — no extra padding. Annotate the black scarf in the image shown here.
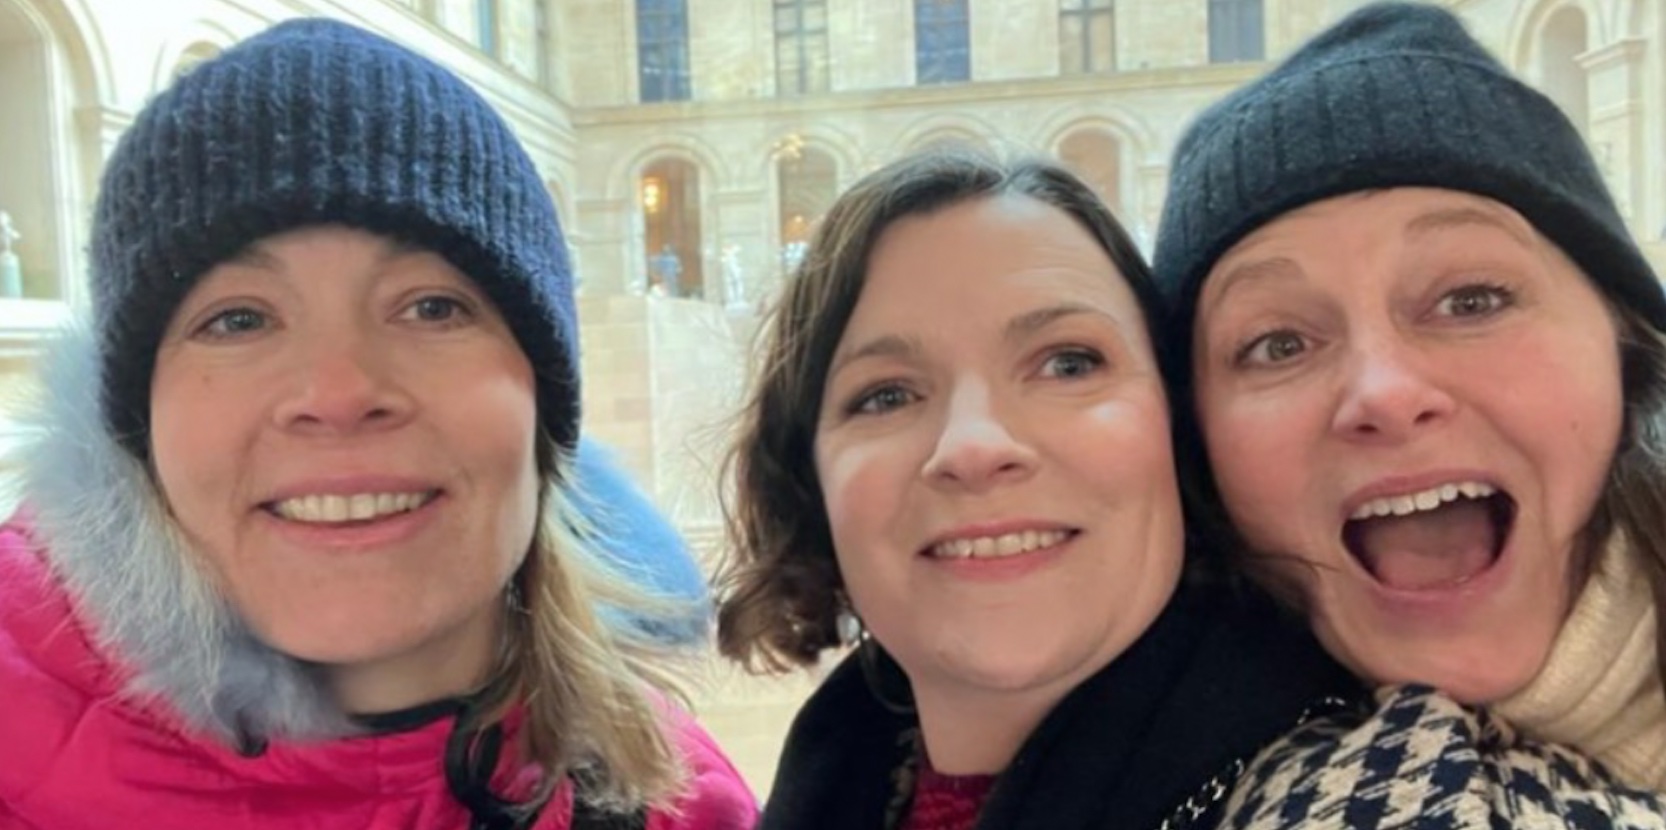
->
[758,579,1362,830]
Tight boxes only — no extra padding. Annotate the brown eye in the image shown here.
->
[1239,330,1306,367]
[1436,284,1512,319]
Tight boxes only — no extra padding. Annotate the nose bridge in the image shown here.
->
[1332,322,1452,440]
[278,318,408,432]
[923,375,1034,485]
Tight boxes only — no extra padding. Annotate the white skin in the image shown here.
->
[151,225,540,714]
[814,194,1184,774]
[1192,188,1623,704]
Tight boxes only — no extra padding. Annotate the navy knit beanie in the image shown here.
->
[1153,1,1666,366]
[92,18,580,457]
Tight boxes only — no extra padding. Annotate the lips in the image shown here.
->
[1342,482,1515,591]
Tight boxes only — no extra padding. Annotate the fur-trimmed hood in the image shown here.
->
[8,321,708,749]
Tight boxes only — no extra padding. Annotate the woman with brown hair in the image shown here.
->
[716,148,1357,830]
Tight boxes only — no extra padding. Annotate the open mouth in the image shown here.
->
[263,491,441,526]
[1342,482,1516,591]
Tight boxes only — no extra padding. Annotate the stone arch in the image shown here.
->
[154,20,237,87]
[888,113,999,159]
[0,0,107,310]
[1041,111,1156,246]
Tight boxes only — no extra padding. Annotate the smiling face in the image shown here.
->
[1192,187,1623,703]
[813,193,1183,764]
[150,225,540,711]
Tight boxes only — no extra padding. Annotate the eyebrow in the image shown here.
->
[826,333,920,381]
[1200,256,1303,318]
[826,302,1115,379]
[1405,206,1534,247]
[1004,302,1111,342]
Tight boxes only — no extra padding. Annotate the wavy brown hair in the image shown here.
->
[714,147,1159,673]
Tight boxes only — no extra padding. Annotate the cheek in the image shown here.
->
[815,438,904,565]
[149,365,245,531]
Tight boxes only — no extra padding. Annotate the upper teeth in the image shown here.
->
[272,492,431,524]
[1350,481,1496,520]
[930,529,1070,559]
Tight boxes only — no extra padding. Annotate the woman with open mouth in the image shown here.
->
[0,18,755,830]
[714,148,1358,830]
[1155,2,1666,826]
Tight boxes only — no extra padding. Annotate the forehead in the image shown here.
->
[851,193,1139,319]
[1231,187,1535,252]
[1199,188,1549,302]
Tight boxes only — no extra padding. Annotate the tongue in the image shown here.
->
[1348,499,1498,590]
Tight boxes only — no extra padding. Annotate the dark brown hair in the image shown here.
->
[715,146,1158,672]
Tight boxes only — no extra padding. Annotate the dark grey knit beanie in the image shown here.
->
[1153,0,1666,358]
[93,18,580,457]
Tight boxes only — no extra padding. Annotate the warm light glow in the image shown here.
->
[641,177,664,214]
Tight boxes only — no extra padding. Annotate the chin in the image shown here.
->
[1357,650,1543,705]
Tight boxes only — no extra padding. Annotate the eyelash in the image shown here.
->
[840,346,1107,417]
[398,293,477,327]
[846,383,917,416]
[194,306,270,341]
[1038,347,1106,379]
[1229,281,1517,369]
[1432,282,1514,320]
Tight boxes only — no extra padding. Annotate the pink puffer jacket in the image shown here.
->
[0,526,757,830]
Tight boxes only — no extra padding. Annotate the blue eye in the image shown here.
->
[1039,349,1103,379]
[409,296,466,322]
[849,384,917,416]
[198,307,269,339]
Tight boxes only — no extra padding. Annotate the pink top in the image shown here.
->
[898,759,998,830]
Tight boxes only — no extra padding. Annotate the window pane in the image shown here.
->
[1090,12,1114,71]
[1060,16,1085,74]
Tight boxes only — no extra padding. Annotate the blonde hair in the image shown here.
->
[474,438,696,815]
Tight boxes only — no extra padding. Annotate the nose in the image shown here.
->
[921,382,1038,490]
[1331,335,1456,443]
[271,334,415,436]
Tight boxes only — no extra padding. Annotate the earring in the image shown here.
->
[836,606,863,647]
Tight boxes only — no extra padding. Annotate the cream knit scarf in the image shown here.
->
[1495,532,1666,791]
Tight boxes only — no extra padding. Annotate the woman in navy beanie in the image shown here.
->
[0,17,754,830]
[1154,2,1666,825]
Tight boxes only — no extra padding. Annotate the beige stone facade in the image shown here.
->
[2,0,1663,798]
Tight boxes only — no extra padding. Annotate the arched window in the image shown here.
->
[1057,128,1124,219]
[638,157,704,298]
[1060,0,1115,74]
[916,0,969,85]
[173,41,222,81]
[1208,0,1264,63]
[776,146,838,277]
[1539,5,1589,135]
[637,0,690,102]
[0,0,71,303]
[908,128,985,154]
[774,0,829,95]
